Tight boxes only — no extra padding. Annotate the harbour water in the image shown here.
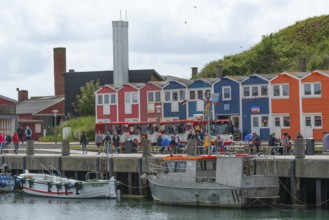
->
[1,193,329,220]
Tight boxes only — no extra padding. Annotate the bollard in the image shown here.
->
[26,140,35,156]
[61,140,70,156]
[294,138,305,158]
[142,139,151,157]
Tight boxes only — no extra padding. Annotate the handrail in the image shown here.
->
[85,171,103,181]
[49,165,62,177]
[40,164,52,175]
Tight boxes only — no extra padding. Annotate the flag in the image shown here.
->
[251,106,260,113]
[205,98,210,115]
[212,93,220,106]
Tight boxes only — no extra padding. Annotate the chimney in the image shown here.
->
[216,65,223,78]
[18,90,28,102]
[113,21,129,87]
[53,47,67,96]
[298,58,306,72]
[191,67,198,79]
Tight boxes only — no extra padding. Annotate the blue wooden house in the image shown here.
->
[241,74,276,140]
[162,80,190,120]
[213,76,246,131]
[187,78,216,119]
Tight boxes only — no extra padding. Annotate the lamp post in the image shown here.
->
[155,105,162,132]
[52,109,59,144]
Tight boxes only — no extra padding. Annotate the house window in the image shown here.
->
[98,95,103,105]
[179,90,186,100]
[251,86,258,97]
[243,87,250,97]
[273,84,289,98]
[148,91,161,103]
[274,117,281,127]
[314,115,322,127]
[222,86,231,100]
[190,91,195,100]
[261,116,269,127]
[104,94,109,104]
[197,91,203,100]
[165,92,170,102]
[172,91,178,101]
[261,85,268,96]
[125,92,139,104]
[283,116,290,127]
[111,94,116,104]
[303,83,321,97]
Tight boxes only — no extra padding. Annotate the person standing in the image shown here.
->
[12,132,19,154]
[25,126,32,141]
[251,131,261,153]
[103,132,112,154]
[0,132,4,154]
[80,131,88,154]
[17,126,24,144]
[95,130,103,154]
[269,132,279,155]
[282,132,292,155]
[112,132,121,154]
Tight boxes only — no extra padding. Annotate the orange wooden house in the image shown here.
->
[270,72,307,139]
[301,70,329,139]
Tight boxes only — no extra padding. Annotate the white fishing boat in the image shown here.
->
[0,163,15,193]
[148,154,279,208]
[17,166,118,199]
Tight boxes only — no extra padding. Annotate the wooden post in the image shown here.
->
[26,140,34,156]
[138,158,143,195]
[128,173,133,195]
[290,160,296,205]
[316,179,322,208]
[61,140,70,156]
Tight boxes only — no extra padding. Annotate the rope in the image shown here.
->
[119,181,150,189]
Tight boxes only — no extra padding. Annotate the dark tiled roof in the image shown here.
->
[16,96,64,114]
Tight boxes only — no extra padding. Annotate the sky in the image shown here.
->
[0,0,328,100]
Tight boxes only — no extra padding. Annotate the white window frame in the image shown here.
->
[272,84,290,98]
[252,115,269,128]
[164,90,186,102]
[302,82,321,98]
[243,85,268,98]
[273,115,290,128]
[97,93,116,105]
[303,114,322,128]
[222,86,231,101]
[125,92,139,104]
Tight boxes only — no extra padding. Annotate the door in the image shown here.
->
[251,116,260,135]
[303,116,313,138]
[272,116,282,138]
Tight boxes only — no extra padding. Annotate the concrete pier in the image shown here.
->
[2,142,329,206]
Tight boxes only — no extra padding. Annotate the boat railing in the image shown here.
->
[49,165,62,177]
[85,171,103,181]
[40,164,52,176]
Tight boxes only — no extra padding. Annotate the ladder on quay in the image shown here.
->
[100,155,108,180]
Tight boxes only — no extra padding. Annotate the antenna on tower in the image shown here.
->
[120,10,122,20]
[125,10,127,21]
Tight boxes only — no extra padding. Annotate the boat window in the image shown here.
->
[197,160,216,171]
[165,161,186,173]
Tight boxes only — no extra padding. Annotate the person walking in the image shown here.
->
[282,132,292,155]
[25,126,32,141]
[80,131,88,154]
[12,132,19,154]
[112,132,121,154]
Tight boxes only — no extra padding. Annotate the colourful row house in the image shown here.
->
[95,70,329,140]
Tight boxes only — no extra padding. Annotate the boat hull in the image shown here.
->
[0,175,15,193]
[148,177,278,208]
[18,173,117,199]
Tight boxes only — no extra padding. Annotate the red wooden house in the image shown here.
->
[95,85,118,123]
[301,70,329,139]
[139,81,166,122]
[117,83,144,122]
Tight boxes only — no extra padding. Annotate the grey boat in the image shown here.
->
[148,155,279,208]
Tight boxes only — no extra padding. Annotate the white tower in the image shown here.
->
[112,20,129,87]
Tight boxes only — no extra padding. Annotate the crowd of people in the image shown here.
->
[0,126,33,154]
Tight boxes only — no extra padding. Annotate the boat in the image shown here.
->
[16,165,118,199]
[147,154,279,208]
[0,163,15,193]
